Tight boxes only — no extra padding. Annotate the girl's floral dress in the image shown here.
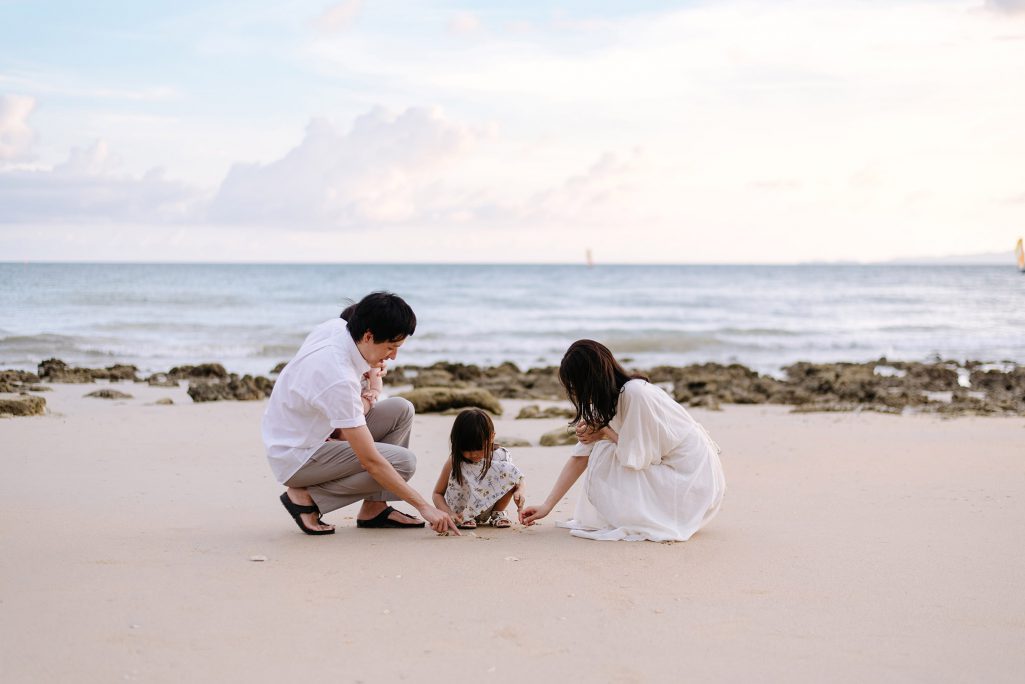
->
[444,447,523,521]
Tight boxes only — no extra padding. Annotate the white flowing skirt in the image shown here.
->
[558,434,725,542]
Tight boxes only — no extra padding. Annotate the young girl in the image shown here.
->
[433,408,525,529]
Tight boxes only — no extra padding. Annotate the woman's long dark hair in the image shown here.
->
[449,408,496,486]
[559,339,647,429]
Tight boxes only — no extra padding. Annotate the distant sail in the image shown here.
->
[1017,238,1025,272]
[586,248,594,268]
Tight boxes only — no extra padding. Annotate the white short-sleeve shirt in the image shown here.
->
[261,318,371,483]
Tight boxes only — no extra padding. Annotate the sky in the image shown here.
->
[1,0,1024,263]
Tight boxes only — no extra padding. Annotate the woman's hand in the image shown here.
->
[519,502,551,526]
[576,423,619,444]
[574,423,602,444]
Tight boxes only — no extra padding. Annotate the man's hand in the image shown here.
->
[419,505,461,535]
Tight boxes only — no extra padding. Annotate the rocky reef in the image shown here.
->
[395,358,1025,416]
[2,357,1022,415]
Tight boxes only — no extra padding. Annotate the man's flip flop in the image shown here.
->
[356,506,426,529]
[279,492,335,535]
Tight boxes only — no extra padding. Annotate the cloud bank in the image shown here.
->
[207,106,479,228]
[0,94,35,161]
[0,139,202,223]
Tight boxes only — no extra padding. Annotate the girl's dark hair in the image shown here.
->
[449,408,496,486]
[343,291,416,343]
[559,339,647,429]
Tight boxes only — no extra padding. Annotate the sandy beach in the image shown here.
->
[2,382,1024,682]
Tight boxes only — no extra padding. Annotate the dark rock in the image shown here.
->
[270,362,287,375]
[516,404,576,419]
[476,365,564,400]
[687,395,722,411]
[0,394,46,416]
[187,374,274,402]
[672,363,780,405]
[37,358,95,383]
[539,426,578,446]
[85,389,133,400]
[382,366,409,385]
[426,361,484,382]
[397,387,502,415]
[145,373,180,387]
[496,436,532,447]
[412,368,472,389]
[900,363,960,391]
[155,398,174,405]
[101,364,139,382]
[169,363,229,381]
[1,369,41,385]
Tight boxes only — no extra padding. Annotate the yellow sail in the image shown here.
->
[1017,238,1025,271]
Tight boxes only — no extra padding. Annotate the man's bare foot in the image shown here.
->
[357,500,422,525]
[286,487,334,532]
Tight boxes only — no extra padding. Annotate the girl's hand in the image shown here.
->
[519,502,551,526]
[364,365,386,393]
[513,488,526,511]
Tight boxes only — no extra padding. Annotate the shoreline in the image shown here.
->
[4,355,1024,417]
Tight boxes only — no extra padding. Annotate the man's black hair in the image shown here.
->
[343,292,416,343]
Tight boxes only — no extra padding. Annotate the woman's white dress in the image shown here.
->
[558,379,726,542]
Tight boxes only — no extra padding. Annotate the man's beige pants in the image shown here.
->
[284,397,416,514]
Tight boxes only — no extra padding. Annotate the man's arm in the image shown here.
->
[340,424,459,534]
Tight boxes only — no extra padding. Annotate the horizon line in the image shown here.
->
[0,259,1015,267]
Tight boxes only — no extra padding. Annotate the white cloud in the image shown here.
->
[207,106,480,227]
[521,150,645,226]
[985,0,1025,14]
[0,139,203,224]
[448,12,482,36]
[0,93,35,161]
[314,0,364,33]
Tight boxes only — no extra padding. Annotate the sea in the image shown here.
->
[1,263,1023,378]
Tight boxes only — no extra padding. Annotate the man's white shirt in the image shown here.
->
[261,318,370,484]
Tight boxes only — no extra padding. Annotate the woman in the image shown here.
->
[520,340,726,541]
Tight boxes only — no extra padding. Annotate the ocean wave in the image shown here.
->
[257,343,303,357]
[715,327,802,337]
[601,334,724,355]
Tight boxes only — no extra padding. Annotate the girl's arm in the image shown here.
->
[431,460,456,516]
[512,478,526,513]
[520,456,588,525]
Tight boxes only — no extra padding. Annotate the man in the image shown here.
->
[262,291,458,535]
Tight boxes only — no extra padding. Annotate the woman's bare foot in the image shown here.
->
[286,487,334,532]
[357,500,423,525]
